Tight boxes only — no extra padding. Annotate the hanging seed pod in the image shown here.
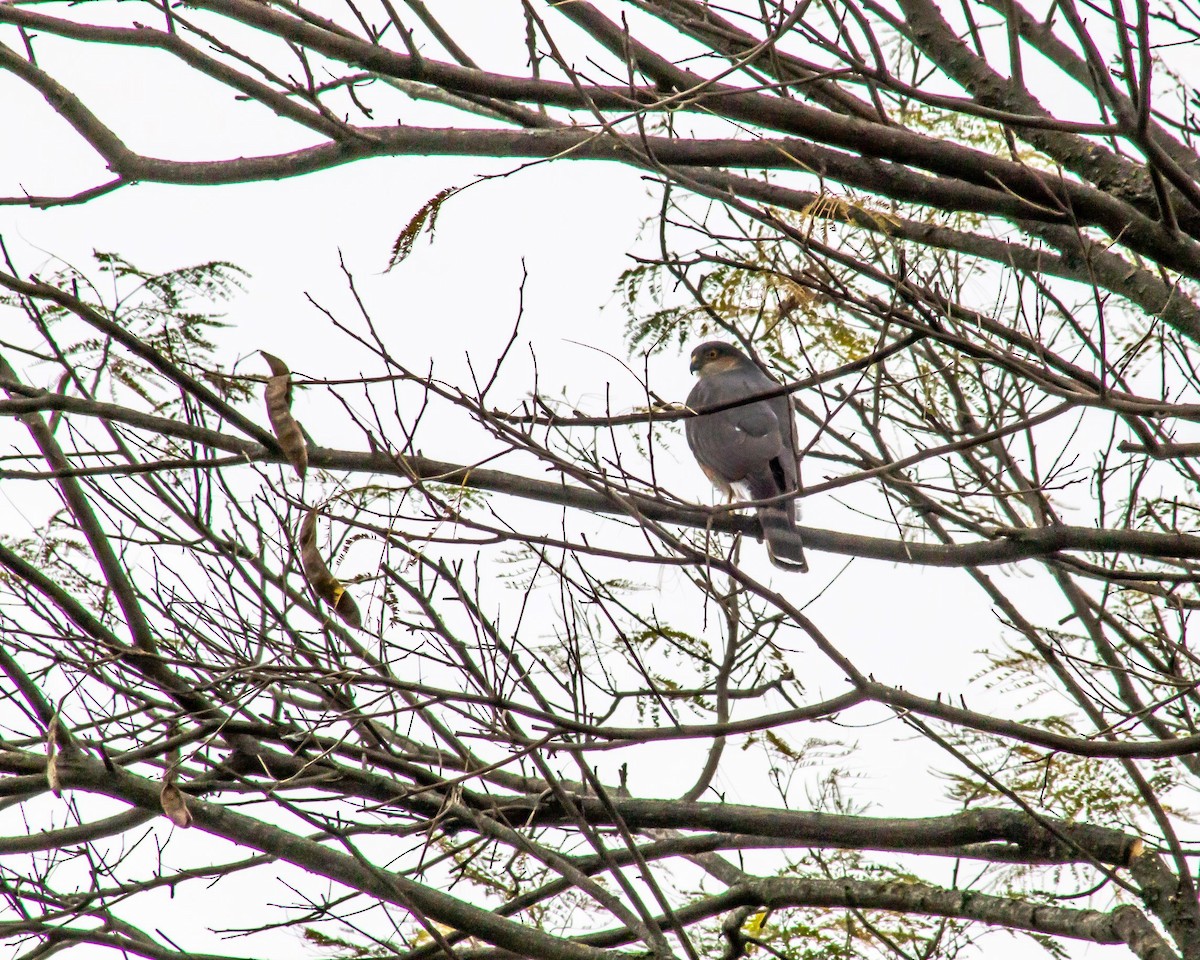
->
[298,508,362,629]
[261,351,307,479]
[158,723,192,827]
[159,780,193,828]
[45,714,63,798]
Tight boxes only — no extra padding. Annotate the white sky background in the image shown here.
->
[0,2,1172,958]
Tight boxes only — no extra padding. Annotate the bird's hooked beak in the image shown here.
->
[688,353,702,375]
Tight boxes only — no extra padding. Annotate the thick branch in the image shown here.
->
[1,385,1196,570]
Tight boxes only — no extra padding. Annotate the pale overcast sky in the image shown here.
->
[0,9,1143,958]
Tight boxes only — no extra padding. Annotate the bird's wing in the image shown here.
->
[686,364,807,573]
[686,371,787,486]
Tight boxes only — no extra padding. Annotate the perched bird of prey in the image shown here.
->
[685,340,807,572]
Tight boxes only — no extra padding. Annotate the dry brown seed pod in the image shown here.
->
[261,350,307,479]
[298,508,363,629]
[45,717,61,798]
[159,781,193,828]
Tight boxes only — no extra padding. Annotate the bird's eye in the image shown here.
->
[706,348,718,358]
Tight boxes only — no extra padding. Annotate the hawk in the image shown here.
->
[685,340,807,572]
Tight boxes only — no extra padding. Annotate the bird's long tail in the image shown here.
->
[745,474,807,573]
[758,508,808,573]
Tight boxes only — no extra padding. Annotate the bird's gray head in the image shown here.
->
[689,340,750,376]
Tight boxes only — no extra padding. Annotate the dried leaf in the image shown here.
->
[299,508,362,629]
[45,715,61,798]
[745,909,770,938]
[261,351,307,479]
[160,781,193,828]
[332,588,362,629]
[46,753,60,797]
[387,187,457,271]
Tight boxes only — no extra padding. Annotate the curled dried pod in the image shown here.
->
[299,508,362,629]
[45,714,63,798]
[261,350,307,479]
[159,781,193,828]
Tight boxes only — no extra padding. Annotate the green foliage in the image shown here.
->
[5,251,251,409]
[626,624,711,660]
[424,480,491,513]
[698,842,979,960]
[894,103,1012,155]
[951,636,1194,833]
[614,80,1045,402]
[302,928,387,958]
[618,215,881,370]
[0,531,97,610]
[941,734,1187,828]
[616,262,697,353]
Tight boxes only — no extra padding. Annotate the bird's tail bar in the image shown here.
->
[759,511,808,573]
